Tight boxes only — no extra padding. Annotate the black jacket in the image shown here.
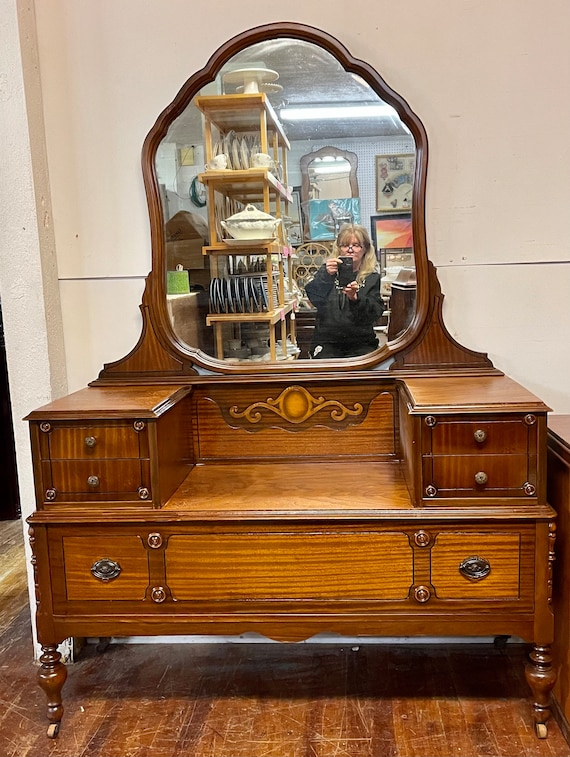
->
[305,265,383,358]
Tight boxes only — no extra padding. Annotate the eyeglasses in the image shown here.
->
[339,243,363,251]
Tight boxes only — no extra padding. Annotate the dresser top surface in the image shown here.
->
[403,375,550,414]
[25,385,190,421]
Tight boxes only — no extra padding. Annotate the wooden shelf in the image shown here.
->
[194,93,290,149]
[206,301,296,326]
[198,169,291,203]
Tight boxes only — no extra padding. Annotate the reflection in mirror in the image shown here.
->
[154,33,417,364]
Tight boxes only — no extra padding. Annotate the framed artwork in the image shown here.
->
[307,198,361,241]
[371,213,413,252]
[375,154,415,212]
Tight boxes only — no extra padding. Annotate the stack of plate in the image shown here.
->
[208,275,277,314]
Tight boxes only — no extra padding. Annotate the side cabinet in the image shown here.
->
[26,386,193,510]
[399,378,547,507]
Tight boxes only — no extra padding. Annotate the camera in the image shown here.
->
[337,256,355,288]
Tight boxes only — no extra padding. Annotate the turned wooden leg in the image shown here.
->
[525,644,556,739]
[37,644,68,738]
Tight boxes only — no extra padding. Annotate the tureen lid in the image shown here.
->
[225,204,277,223]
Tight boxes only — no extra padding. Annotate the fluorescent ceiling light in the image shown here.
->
[280,104,398,121]
[312,164,350,175]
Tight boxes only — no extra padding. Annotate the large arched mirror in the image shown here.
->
[141,23,428,373]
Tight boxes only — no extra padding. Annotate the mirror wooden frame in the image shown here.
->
[95,22,493,383]
[300,146,359,204]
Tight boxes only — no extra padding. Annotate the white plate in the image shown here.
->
[223,238,276,247]
[231,139,241,170]
[240,138,250,169]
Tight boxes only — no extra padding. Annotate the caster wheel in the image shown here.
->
[536,722,547,739]
[47,722,60,739]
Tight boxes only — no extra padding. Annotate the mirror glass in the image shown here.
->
[153,33,417,364]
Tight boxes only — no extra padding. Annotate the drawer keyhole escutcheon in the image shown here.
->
[147,533,163,549]
[84,436,97,448]
[414,530,431,547]
[151,587,167,603]
[473,429,487,443]
[87,475,100,488]
[459,556,491,581]
[414,585,431,603]
[474,471,488,485]
[91,558,121,582]
[523,481,536,496]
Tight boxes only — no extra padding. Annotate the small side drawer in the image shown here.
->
[428,417,533,455]
[424,454,534,498]
[44,460,146,495]
[40,421,147,460]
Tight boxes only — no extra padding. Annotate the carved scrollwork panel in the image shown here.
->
[229,385,363,427]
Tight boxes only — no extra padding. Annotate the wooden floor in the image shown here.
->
[2,519,570,757]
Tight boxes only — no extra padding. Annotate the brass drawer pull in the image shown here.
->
[459,556,491,581]
[414,585,431,603]
[87,475,100,488]
[84,436,97,448]
[138,487,150,500]
[523,481,536,496]
[45,488,57,501]
[425,485,438,497]
[414,530,431,547]
[147,533,163,549]
[91,558,121,582]
[473,429,487,443]
[474,471,488,485]
[151,586,167,603]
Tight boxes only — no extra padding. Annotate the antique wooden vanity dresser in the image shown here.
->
[26,23,557,739]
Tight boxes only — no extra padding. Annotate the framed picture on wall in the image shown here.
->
[375,154,415,212]
[371,213,413,252]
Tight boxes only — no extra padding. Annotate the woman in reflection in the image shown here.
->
[305,224,383,359]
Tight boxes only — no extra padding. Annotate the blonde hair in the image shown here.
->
[332,224,379,282]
